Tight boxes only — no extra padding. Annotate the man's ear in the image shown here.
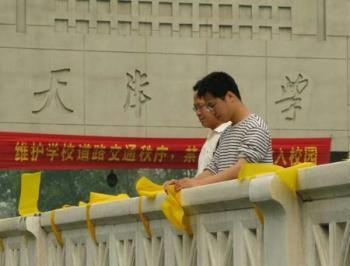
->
[225,91,237,102]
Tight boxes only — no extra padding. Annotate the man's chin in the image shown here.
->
[199,121,207,127]
[216,116,228,122]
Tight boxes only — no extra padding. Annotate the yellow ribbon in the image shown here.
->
[238,162,315,197]
[85,192,130,244]
[138,197,152,238]
[0,238,4,252]
[252,204,264,224]
[276,163,315,196]
[161,185,192,235]
[238,162,315,224]
[238,164,284,181]
[48,192,129,245]
[136,176,164,199]
[135,177,160,237]
[136,176,192,235]
[89,192,129,204]
[18,172,41,216]
[79,201,87,206]
[50,210,64,247]
[86,204,97,245]
[79,192,130,206]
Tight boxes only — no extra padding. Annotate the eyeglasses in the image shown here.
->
[206,103,217,111]
[192,105,208,112]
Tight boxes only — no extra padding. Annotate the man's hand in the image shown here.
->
[163,179,177,192]
[173,158,247,191]
[174,178,197,192]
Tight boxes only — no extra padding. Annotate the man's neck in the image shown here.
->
[230,105,251,125]
[209,122,223,131]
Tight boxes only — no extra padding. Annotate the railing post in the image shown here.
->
[25,216,48,266]
[249,174,304,266]
[0,215,47,266]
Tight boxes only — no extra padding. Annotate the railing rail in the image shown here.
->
[0,161,349,266]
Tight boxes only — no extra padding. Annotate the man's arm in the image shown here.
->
[163,169,213,190]
[194,169,213,179]
[174,158,247,191]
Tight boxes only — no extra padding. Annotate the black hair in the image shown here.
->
[196,72,241,100]
[193,80,200,92]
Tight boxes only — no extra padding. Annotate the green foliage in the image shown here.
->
[0,168,196,218]
[0,170,21,217]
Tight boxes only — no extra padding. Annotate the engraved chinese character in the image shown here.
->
[153,145,168,162]
[77,144,91,161]
[108,144,122,161]
[184,145,198,163]
[304,146,317,164]
[33,68,74,114]
[61,143,75,161]
[139,145,153,162]
[122,144,137,162]
[15,142,29,162]
[275,74,309,121]
[91,144,106,161]
[124,69,151,117]
[31,142,44,161]
[274,147,287,166]
[46,143,59,162]
[289,146,303,166]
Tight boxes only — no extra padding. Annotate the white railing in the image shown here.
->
[0,161,349,266]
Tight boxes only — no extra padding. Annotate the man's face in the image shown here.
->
[204,92,231,122]
[193,96,219,128]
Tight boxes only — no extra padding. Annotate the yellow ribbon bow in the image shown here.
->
[136,176,192,236]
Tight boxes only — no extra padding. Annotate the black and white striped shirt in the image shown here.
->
[206,114,272,174]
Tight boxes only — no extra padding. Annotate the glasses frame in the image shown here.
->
[192,105,209,112]
[205,102,217,112]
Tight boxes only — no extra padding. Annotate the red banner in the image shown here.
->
[272,138,331,167]
[0,132,331,170]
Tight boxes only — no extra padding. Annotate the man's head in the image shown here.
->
[196,72,241,100]
[196,72,245,123]
[193,82,222,130]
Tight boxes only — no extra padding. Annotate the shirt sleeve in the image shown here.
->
[237,126,271,163]
[205,147,219,174]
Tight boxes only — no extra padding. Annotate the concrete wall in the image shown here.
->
[0,0,348,152]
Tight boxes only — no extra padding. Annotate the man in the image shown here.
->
[163,85,230,189]
[193,91,231,175]
[173,72,272,191]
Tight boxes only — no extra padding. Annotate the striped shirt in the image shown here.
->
[206,114,272,174]
[196,121,231,176]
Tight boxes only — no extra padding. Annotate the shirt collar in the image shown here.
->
[213,121,232,133]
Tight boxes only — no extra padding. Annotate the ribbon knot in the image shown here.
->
[136,176,192,236]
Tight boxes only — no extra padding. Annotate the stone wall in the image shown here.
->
[0,0,348,152]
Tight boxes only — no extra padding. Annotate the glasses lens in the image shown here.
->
[194,105,205,112]
[206,103,216,111]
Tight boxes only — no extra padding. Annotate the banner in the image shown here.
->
[272,138,331,167]
[0,131,331,170]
